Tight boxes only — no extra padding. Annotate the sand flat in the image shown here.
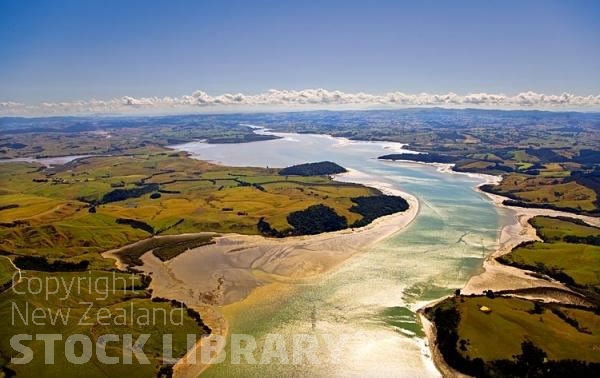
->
[462,189,600,295]
[137,181,419,308]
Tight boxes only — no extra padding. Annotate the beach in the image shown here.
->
[135,177,419,306]
[463,187,600,295]
[103,172,420,376]
[389,159,600,296]
[101,151,599,377]
[414,166,600,377]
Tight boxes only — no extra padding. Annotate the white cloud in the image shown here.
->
[1,89,600,116]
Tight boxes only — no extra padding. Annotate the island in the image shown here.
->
[279,161,348,176]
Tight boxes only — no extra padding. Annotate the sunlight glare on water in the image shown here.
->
[172,130,506,377]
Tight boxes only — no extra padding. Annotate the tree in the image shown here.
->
[513,340,547,377]
[530,302,544,315]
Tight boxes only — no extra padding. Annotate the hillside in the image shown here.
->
[279,161,347,176]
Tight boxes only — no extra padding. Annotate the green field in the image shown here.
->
[428,216,600,376]
[0,119,278,159]
[0,270,206,376]
[0,153,379,268]
[0,257,17,288]
[455,296,600,362]
[529,215,600,241]
[489,173,597,212]
[506,242,600,287]
[499,216,600,292]
[427,295,600,376]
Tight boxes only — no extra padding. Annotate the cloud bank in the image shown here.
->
[2,89,600,116]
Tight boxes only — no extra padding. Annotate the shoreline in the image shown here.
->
[97,139,600,376]
[384,158,599,297]
[417,307,470,378]
[379,159,502,377]
[101,232,219,270]
[381,158,600,377]
[101,170,420,377]
[21,140,595,376]
[407,166,600,377]
[150,178,418,377]
[465,185,600,295]
[172,304,229,378]
[135,177,419,303]
[8,127,598,376]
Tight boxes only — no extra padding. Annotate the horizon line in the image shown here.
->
[2,106,600,121]
[2,88,600,117]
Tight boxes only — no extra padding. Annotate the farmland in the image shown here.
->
[427,215,600,376]
[0,116,278,159]
[0,148,411,376]
[3,109,599,214]
[239,109,600,214]
[0,152,387,269]
[0,270,207,377]
[499,216,600,297]
[426,295,600,377]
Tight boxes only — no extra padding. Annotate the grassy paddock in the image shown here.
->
[0,270,206,376]
[0,153,380,263]
[454,296,600,362]
[499,216,600,291]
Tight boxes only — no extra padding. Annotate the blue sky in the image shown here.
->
[0,0,599,114]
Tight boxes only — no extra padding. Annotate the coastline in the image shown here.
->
[172,304,229,378]
[102,170,420,377]
[417,308,470,378]
[379,159,501,378]
[5,112,599,378]
[134,179,419,302]
[134,175,419,302]
[384,158,600,297]
[462,190,600,296]
[28,142,595,377]
[427,185,598,376]
[382,158,600,377]
[417,194,600,377]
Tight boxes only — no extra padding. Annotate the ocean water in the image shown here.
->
[171,131,508,377]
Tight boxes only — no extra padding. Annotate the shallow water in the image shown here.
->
[171,131,509,377]
[0,154,93,166]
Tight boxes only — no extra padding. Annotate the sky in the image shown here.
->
[0,0,599,115]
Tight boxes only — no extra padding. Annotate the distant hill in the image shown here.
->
[279,161,347,176]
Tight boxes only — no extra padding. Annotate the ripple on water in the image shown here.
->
[171,132,500,377]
